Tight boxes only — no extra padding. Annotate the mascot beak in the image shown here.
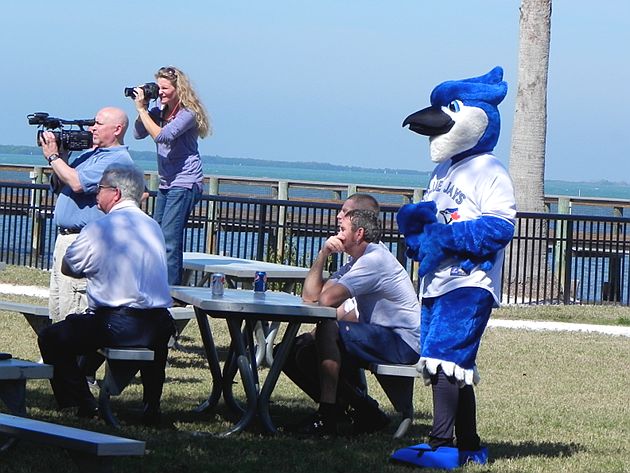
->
[402,106,454,137]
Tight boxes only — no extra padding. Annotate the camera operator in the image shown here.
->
[40,107,134,323]
[130,66,211,286]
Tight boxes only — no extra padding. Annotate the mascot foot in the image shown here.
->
[391,444,459,469]
[458,447,488,466]
[390,444,488,470]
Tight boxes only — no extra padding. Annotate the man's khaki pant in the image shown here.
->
[49,233,87,323]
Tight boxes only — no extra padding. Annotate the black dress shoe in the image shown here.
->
[142,408,162,426]
[348,405,390,434]
[292,411,337,436]
[76,405,99,419]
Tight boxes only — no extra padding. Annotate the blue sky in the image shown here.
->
[1,1,628,182]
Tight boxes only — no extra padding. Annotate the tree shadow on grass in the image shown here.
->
[165,356,212,370]
[486,439,584,461]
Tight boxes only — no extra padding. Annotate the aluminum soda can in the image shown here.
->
[254,271,267,292]
[211,273,225,296]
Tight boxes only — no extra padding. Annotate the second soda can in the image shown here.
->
[254,271,267,292]
[211,273,225,296]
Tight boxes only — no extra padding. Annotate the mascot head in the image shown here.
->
[403,66,507,163]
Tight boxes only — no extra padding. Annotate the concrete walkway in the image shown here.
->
[0,283,49,299]
[488,318,630,338]
[1,283,629,337]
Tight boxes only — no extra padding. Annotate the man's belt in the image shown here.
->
[58,226,81,235]
[95,306,170,318]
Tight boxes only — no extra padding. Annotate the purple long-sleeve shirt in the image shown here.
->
[134,107,204,190]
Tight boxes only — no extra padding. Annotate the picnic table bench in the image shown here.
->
[0,301,51,335]
[0,357,54,451]
[0,358,53,416]
[96,306,195,427]
[368,362,420,439]
[0,301,195,343]
[0,301,194,428]
[97,347,154,428]
[0,413,145,473]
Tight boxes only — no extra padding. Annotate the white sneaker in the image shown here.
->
[86,376,99,394]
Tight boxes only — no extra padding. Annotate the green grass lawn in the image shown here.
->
[494,304,630,327]
[1,265,629,472]
[0,264,50,288]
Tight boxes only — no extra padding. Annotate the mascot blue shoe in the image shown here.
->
[391,444,488,469]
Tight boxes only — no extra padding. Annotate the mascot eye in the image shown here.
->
[447,100,462,113]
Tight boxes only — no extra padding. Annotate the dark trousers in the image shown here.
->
[38,307,175,411]
[280,332,369,410]
[429,369,481,451]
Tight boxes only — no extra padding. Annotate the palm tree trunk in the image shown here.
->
[506,0,552,302]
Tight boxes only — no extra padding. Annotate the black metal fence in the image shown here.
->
[503,212,630,305]
[2,181,629,306]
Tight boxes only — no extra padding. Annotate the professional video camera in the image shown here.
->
[124,82,159,100]
[27,112,94,151]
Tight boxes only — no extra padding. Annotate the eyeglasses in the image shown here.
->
[97,185,117,194]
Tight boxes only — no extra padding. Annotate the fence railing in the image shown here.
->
[5,164,630,215]
[2,180,629,306]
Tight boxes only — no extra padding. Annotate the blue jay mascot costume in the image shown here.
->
[391,67,516,469]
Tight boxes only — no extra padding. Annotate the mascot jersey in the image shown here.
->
[421,152,516,305]
[396,66,517,385]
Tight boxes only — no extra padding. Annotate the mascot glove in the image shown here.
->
[396,201,437,235]
[460,255,494,274]
[397,201,437,260]
[418,216,515,277]
[402,233,423,260]
[418,225,450,276]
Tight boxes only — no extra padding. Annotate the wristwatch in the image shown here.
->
[47,154,61,164]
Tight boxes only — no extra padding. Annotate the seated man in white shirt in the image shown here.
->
[38,163,175,425]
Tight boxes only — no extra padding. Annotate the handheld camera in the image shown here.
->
[27,112,94,151]
[124,82,159,100]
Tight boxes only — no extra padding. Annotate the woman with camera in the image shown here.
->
[131,66,211,286]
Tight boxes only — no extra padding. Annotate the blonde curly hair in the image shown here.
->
[155,66,212,138]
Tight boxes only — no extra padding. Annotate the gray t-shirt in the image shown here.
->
[332,242,420,353]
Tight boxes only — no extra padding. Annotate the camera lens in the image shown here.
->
[143,83,159,100]
[124,87,137,98]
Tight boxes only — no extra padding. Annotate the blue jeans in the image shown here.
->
[153,186,201,285]
[338,321,420,365]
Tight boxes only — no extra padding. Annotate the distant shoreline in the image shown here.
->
[2,144,628,188]
[0,144,428,177]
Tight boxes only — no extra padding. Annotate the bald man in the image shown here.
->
[40,107,134,322]
[335,193,380,321]
[282,194,387,433]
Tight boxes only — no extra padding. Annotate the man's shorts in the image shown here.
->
[338,321,419,366]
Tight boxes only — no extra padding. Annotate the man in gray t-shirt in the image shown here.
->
[293,209,420,436]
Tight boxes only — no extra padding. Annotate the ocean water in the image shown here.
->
[2,151,630,204]
[0,152,427,189]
